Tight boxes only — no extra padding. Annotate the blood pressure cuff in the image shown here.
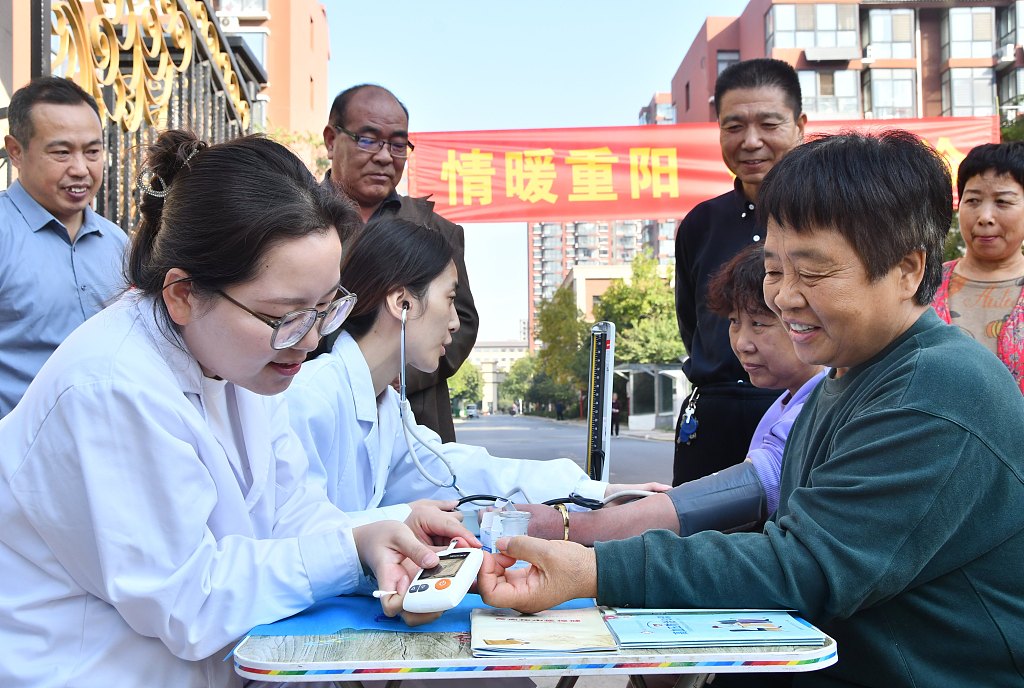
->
[668,460,766,536]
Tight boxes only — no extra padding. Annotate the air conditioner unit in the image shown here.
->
[999,43,1017,63]
[862,44,875,65]
[219,15,240,31]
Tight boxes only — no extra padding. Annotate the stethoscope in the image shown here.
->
[398,303,650,511]
[398,303,525,506]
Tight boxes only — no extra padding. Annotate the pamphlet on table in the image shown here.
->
[470,606,617,657]
[602,608,827,648]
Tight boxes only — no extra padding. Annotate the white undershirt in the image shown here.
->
[200,376,252,492]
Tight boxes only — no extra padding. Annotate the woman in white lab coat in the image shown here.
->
[0,131,468,688]
[286,218,667,522]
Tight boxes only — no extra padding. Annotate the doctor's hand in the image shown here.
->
[353,520,444,626]
[405,499,480,548]
[604,481,672,504]
[476,536,597,614]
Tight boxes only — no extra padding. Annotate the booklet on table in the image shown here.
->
[470,606,617,657]
[602,609,827,648]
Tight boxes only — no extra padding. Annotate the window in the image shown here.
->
[542,274,562,288]
[717,50,740,75]
[250,97,267,129]
[236,30,268,65]
[798,70,859,116]
[766,4,857,51]
[217,0,268,14]
[541,224,561,237]
[997,2,1019,48]
[942,68,996,116]
[656,101,676,124]
[866,9,914,59]
[998,68,1024,121]
[864,69,917,118]
[942,7,995,60]
[685,83,690,112]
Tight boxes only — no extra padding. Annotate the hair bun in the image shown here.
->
[142,131,206,193]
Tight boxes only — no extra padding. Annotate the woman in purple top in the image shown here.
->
[522,245,824,543]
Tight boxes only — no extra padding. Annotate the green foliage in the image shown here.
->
[501,355,537,404]
[526,370,578,410]
[535,286,589,387]
[616,313,686,364]
[266,128,331,179]
[593,251,686,364]
[448,361,482,404]
[1001,116,1024,143]
[944,211,965,262]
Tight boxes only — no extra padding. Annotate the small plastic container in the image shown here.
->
[495,510,531,537]
[480,508,532,569]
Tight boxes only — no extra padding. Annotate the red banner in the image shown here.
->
[406,116,999,223]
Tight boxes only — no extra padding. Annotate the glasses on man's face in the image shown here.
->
[217,285,358,350]
[332,125,414,158]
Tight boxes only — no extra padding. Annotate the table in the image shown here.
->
[234,627,838,686]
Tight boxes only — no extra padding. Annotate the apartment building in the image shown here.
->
[671,0,1022,124]
[213,0,330,133]
[526,220,645,349]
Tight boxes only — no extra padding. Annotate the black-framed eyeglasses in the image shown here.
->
[217,285,358,350]
[332,125,414,158]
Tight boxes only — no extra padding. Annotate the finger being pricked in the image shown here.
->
[477,535,598,614]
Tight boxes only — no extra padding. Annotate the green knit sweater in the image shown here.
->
[595,310,1024,686]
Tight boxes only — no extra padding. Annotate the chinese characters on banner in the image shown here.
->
[406,116,999,223]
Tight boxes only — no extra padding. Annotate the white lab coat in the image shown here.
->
[0,294,365,688]
[286,331,606,522]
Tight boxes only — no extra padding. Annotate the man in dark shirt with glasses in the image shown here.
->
[315,84,478,442]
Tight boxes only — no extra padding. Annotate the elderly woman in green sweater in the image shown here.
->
[477,131,1024,688]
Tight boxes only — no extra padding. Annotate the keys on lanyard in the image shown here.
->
[678,389,699,445]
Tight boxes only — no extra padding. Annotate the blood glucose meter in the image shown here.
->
[401,542,483,614]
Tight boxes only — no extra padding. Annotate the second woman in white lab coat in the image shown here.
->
[0,132,469,688]
[286,218,667,522]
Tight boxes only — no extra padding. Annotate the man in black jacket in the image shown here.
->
[673,59,805,486]
[317,84,478,442]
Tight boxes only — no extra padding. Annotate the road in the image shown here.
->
[455,413,674,487]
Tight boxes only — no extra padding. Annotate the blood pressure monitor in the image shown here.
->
[401,546,483,614]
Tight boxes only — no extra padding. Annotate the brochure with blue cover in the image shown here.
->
[602,609,827,648]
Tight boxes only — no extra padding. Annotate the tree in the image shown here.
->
[526,370,578,411]
[448,361,482,405]
[1001,112,1024,142]
[944,211,965,262]
[593,251,686,364]
[501,355,537,405]
[534,285,589,388]
[267,128,331,179]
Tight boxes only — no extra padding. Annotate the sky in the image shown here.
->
[325,1,750,340]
